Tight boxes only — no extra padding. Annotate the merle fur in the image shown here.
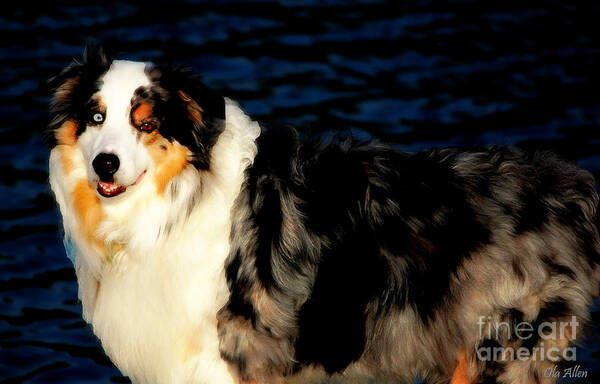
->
[218,124,600,383]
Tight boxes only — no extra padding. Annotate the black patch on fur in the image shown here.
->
[224,252,257,325]
[295,226,390,372]
[143,66,225,170]
[514,186,549,233]
[397,152,492,320]
[46,44,111,147]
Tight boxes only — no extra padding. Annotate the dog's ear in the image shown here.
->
[48,44,111,102]
[149,66,226,170]
[46,44,111,147]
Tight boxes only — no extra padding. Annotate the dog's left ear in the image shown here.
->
[149,66,225,170]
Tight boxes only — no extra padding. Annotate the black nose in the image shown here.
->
[93,153,120,181]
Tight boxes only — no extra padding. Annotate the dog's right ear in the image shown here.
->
[46,44,112,147]
[48,44,111,103]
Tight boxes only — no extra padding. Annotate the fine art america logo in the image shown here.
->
[476,316,588,379]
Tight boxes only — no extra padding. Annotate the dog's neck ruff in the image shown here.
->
[49,99,260,384]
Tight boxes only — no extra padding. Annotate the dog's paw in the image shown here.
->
[217,307,293,384]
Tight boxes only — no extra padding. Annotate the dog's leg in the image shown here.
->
[217,304,292,384]
[451,350,471,384]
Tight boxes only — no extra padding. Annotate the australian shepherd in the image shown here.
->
[48,47,600,384]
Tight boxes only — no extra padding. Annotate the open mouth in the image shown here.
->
[97,171,146,198]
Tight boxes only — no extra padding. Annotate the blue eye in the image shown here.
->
[92,113,104,123]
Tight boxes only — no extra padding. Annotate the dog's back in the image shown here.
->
[220,128,600,384]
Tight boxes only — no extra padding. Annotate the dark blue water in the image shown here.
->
[1,1,600,383]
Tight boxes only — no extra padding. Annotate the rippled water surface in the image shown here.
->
[1,1,600,383]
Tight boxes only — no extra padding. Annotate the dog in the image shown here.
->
[48,46,600,384]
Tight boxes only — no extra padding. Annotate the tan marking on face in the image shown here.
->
[132,102,153,125]
[72,179,105,251]
[55,120,78,146]
[58,146,76,175]
[133,99,189,194]
[144,131,190,194]
[55,120,79,175]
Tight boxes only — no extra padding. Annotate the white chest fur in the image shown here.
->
[91,217,234,384]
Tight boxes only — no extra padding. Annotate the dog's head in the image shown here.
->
[48,46,224,199]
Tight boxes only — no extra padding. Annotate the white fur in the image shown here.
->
[78,60,152,187]
[50,69,262,384]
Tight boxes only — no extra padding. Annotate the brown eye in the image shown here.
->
[139,122,155,132]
